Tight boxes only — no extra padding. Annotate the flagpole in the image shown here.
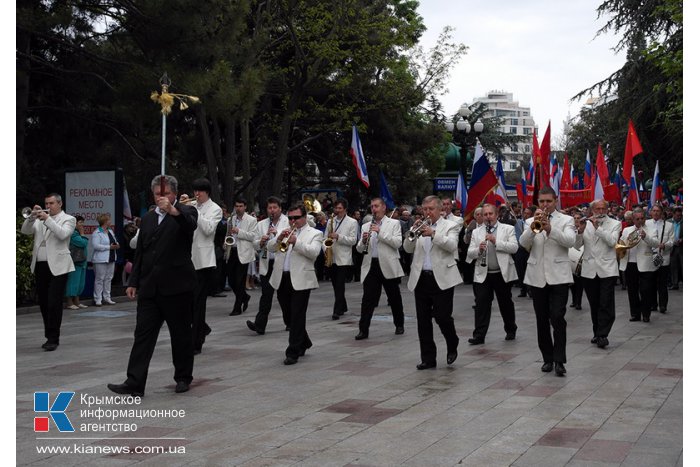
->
[159,73,171,193]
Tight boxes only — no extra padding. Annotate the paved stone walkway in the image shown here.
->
[16,280,682,466]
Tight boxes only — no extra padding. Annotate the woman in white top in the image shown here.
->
[91,213,120,306]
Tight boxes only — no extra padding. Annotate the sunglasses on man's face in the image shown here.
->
[288,215,303,220]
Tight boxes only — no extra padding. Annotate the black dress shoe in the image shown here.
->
[44,343,59,352]
[591,337,599,344]
[468,337,484,345]
[229,309,242,316]
[355,331,368,340]
[41,341,51,349]
[650,307,657,312]
[447,351,458,365]
[283,357,298,365]
[569,303,576,308]
[541,362,553,372]
[246,320,265,335]
[517,292,527,297]
[659,307,667,314]
[629,317,641,322]
[332,314,340,320]
[211,293,227,298]
[554,362,566,376]
[242,295,250,312]
[643,317,650,322]
[285,326,290,331]
[395,326,405,335]
[416,362,436,370]
[597,337,609,348]
[193,348,201,355]
[575,305,582,310]
[107,383,144,397]
[175,381,190,393]
[505,333,516,341]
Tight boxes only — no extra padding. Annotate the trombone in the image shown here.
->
[407,218,430,242]
[21,207,49,219]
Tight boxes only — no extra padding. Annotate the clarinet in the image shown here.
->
[479,222,494,267]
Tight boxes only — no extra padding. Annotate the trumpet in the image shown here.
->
[278,227,297,253]
[21,207,49,219]
[178,194,197,206]
[407,218,430,242]
[530,211,551,233]
[324,215,335,267]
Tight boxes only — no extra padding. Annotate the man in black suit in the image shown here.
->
[108,175,198,396]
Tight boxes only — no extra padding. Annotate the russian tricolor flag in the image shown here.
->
[649,160,662,208]
[350,125,370,188]
[584,150,592,188]
[527,154,535,184]
[465,139,498,217]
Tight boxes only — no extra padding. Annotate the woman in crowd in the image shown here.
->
[91,213,120,306]
[64,216,89,310]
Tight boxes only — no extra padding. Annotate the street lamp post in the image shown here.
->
[445,104,484,186]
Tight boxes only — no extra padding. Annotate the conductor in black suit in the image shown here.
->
[108,175,198,396]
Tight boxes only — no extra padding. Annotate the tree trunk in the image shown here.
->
[195,106,221,201]
[271,87,303,196]
[223,115,237,207]
[16,26,31,195]
[240,118,253,208]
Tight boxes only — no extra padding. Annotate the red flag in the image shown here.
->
[539,122,551,184]
[595,143,609,186]
[622,119,643,184]
[560,152,572,190]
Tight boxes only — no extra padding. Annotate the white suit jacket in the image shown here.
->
[519,211,576,287]
[618,225,659,272]
[466,222,519,284]
[21,211,76,275]
[574,217,622,279]
[255,214,290,276]
[191,199,223,270]
[646,219,674,266]
[403,218,462,291]
[269,225,322,291]
[322,214,358,267]
[445,213,463,259]
[225,213,258,263]
[355,216,404,282]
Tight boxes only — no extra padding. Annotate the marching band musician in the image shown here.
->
[354,197,405,340]
[636,208,663,321]
[403,195,461,370]
[619,209,656,322]
[268,203,323,365]
[466,203,519,345]
[574,199,622,349]
[246,196,290,335]
[647,204,674,313]
[108,175,197,396]
[225,198,258,316]
[442,197,463,225]
[323,198,359,320]
[186,178,222,355]
[519,187,576,377]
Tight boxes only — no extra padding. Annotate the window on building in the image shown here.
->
[523,111,529,116]
[511,118,519,126]
[525,145,530,153]
[510,127,517,134]
[511,144,519,152]
[509,161,518,171]
[523,127,531,135]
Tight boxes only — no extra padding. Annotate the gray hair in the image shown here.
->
[150,175,178,193]
[46,193,62,203]
[422,195,440,206]
[592,198,608,209]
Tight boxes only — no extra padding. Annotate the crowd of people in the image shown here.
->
[19,178,682,395]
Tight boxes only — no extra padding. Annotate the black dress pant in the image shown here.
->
[670,246,682,287]
[570,275,584,307]
[625,263,643,319]
[125,291,194,392]
[358,259,404,333]
[472,272,517,340]
[193,267,214,350]
[639,271,656,319]
[253,259,289,331]
[414,272,459,365]
[583,275,616,338]
[330,264,351,315]
[226,249,250,312]
[277,272,312,359]
[654,265,670,310]
[352,249,363,281]
[530,284,568,364]
[35,261,69,344]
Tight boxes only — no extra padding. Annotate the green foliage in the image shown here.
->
[16,216,35,306]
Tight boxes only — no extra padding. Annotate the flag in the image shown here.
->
[561,153,572,190]
[519,166,528,205]
[593,167,604,200]
[625,164,640,210]
[661,180,674,205]
[378,170,395,209]
[595,143,610,186]
[122,178,133,222]
[465,139,498,218]
[455,171,468,215]
[584,150,592,188]
[549,154,560,195]
[349,125,370,188]
[539,121,551,184]
[622,119,643,184]
[648,160,662,208]
[527,154,535,184]
[529,132,539,184]
[492,156,510,206]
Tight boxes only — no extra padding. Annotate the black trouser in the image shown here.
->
[514,247,528,288]
[35,262,69,344]
[352,249,363,281]
[193,267,214,350]
[530,284,568,364]
[463,260,475,285]
[639,271,656,319]
[654,265,670,310]
[472,272,517,340]
[625,263,643,319]
[670,246,682,287]
[254,259,288,331]
[125,291,194,392]
[570,275,584,307]
[277,272,312,359]
[226,250,249,312]
[358,259,404,333]
[213,253,226,294]
[330,264,351,315]
[414,271,459,365]
[583,275,616,339]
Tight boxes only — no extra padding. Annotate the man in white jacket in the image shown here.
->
[21,193,76,351]
[324,198,358,320]
[225,198,258,316]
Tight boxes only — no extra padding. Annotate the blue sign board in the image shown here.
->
[434,177,457,192]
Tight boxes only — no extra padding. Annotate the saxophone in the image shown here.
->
[324,214,335,267]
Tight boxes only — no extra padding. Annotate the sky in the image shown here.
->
[415,0,627,146]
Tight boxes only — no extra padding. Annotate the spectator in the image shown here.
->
[64,216,89,310]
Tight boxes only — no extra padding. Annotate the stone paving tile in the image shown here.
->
[574,439,634,463]
[536,427,597,448]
